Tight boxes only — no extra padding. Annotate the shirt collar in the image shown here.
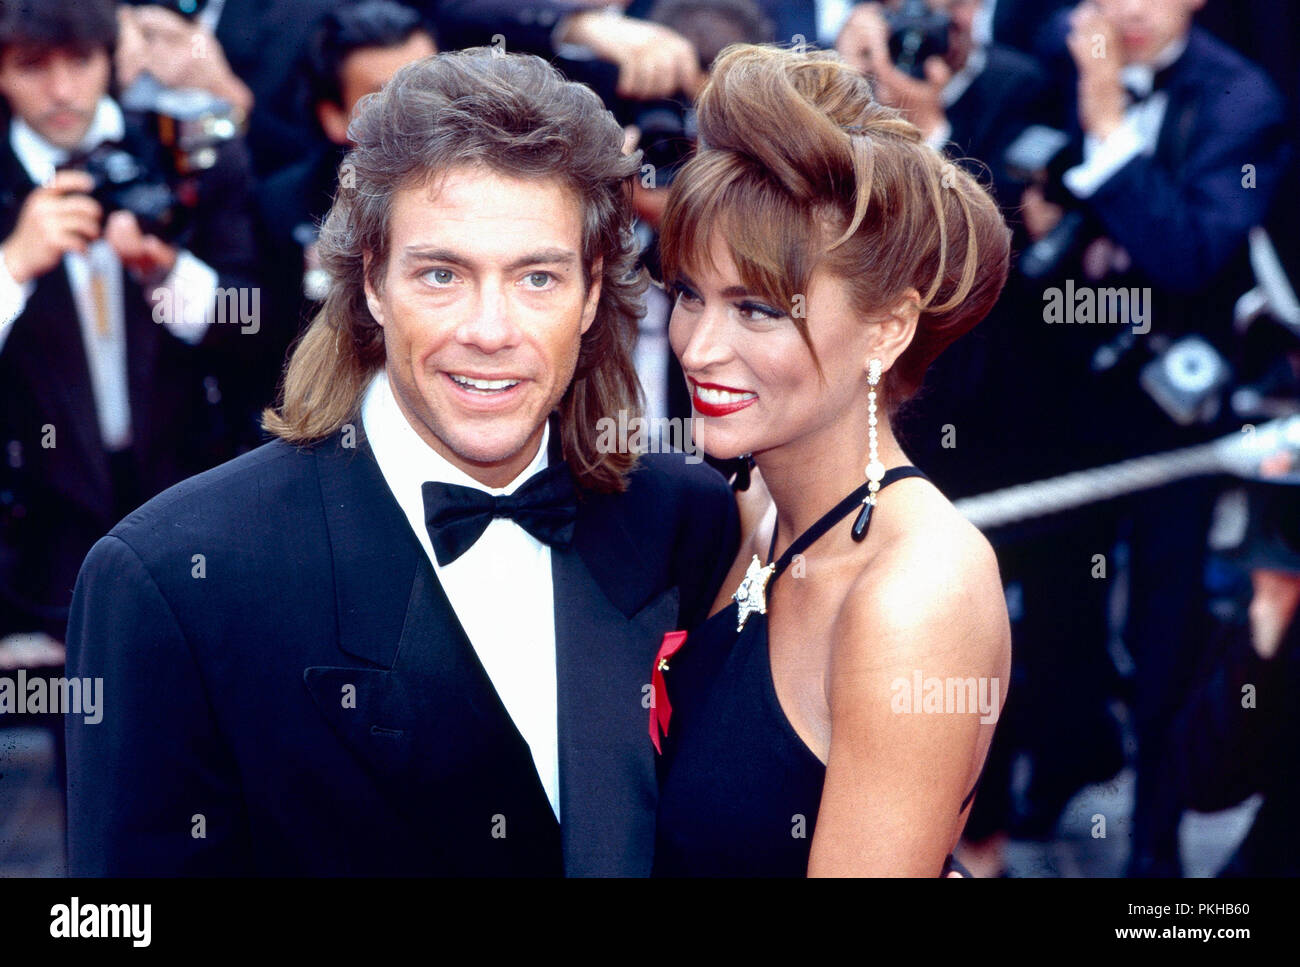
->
[942,45,988,109]
[1120,34,1189,99]
[10,96,125,185]
[360,368,549,498]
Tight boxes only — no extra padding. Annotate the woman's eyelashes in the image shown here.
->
[736,300,784,322]
[669,281,785,321]
[669,281,702,306]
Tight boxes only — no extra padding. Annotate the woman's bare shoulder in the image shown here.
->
[832,480,1009,674]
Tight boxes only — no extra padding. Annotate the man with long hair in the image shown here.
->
[64,49,737,876]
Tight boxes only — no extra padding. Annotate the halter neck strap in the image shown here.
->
[764,466,928,589]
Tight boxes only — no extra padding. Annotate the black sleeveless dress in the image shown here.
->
[653,467,976,876]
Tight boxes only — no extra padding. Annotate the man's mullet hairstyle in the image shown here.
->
[264,48,647,494]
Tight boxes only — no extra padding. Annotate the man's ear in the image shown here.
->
[868,287,921,375]
[580,256,603,335]
[362,251,385,326]
[316,100,350,147]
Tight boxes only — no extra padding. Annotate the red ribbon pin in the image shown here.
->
[650,630,688,754]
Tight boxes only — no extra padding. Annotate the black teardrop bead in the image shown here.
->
[851,499,873,542]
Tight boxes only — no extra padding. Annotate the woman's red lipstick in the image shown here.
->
[691,380,758,417]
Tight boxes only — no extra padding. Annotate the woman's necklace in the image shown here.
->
[731,466,929,632]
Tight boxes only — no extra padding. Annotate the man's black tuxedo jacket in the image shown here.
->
[945,44,1051,212]
[1010,24,1292,469]
[0,112,259,637]
[65,428,739,875]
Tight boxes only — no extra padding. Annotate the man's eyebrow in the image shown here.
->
[401,246,580,272]
[400,247,469,267]
[503,248,580,273]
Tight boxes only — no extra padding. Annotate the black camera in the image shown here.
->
[61,75,241,243]
[67,142,183,240]
[1004,124,1092,280]
[886,0,950,79]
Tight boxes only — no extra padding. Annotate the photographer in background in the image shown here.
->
[837,0,1049,222]
[440,0,705,103]
[253,1,436,450]
[837,2,1116,877]
[1019,0,1290,876]
[0,0,258,650]
[618,0,774,427]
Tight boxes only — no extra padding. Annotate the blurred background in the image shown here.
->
[1,0,1297,877]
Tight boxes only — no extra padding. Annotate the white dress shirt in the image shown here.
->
[0,97,218,449]
[361,370,562,821]
[1063,35,1189,199]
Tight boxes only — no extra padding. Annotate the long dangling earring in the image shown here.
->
[733,453,754,492]
[852,358,884,542]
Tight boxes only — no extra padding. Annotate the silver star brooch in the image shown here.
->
[732,554,776,632]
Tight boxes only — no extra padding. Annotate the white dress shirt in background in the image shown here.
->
[0,97,218,449]
[1063,35,1189,199]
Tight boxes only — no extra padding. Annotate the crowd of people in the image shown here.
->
[1,0,1298,877]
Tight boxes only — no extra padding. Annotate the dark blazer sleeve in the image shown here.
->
[65,534,251,875]
[187,138,262,328]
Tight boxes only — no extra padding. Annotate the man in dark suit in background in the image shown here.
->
[0,0,257,644]
[835,1,1094,872]
[1019,0,1290,876]
[252,1,437,454]
[65,48,738,876]
[197,0,704,177]
[834,0,1052,502]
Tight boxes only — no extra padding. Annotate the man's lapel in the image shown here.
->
[305,424,674,873]
[302,429,430,802]
[1153,33,1202,172]
[553,482,680,876]
[305,430,554,821]
[313,429,419,668]
[24,270,113,516]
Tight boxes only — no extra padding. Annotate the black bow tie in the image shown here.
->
[422,462,578,566]
[1124,63,1178,105]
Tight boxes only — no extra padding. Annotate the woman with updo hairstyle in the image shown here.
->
[651,43,1013,877]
